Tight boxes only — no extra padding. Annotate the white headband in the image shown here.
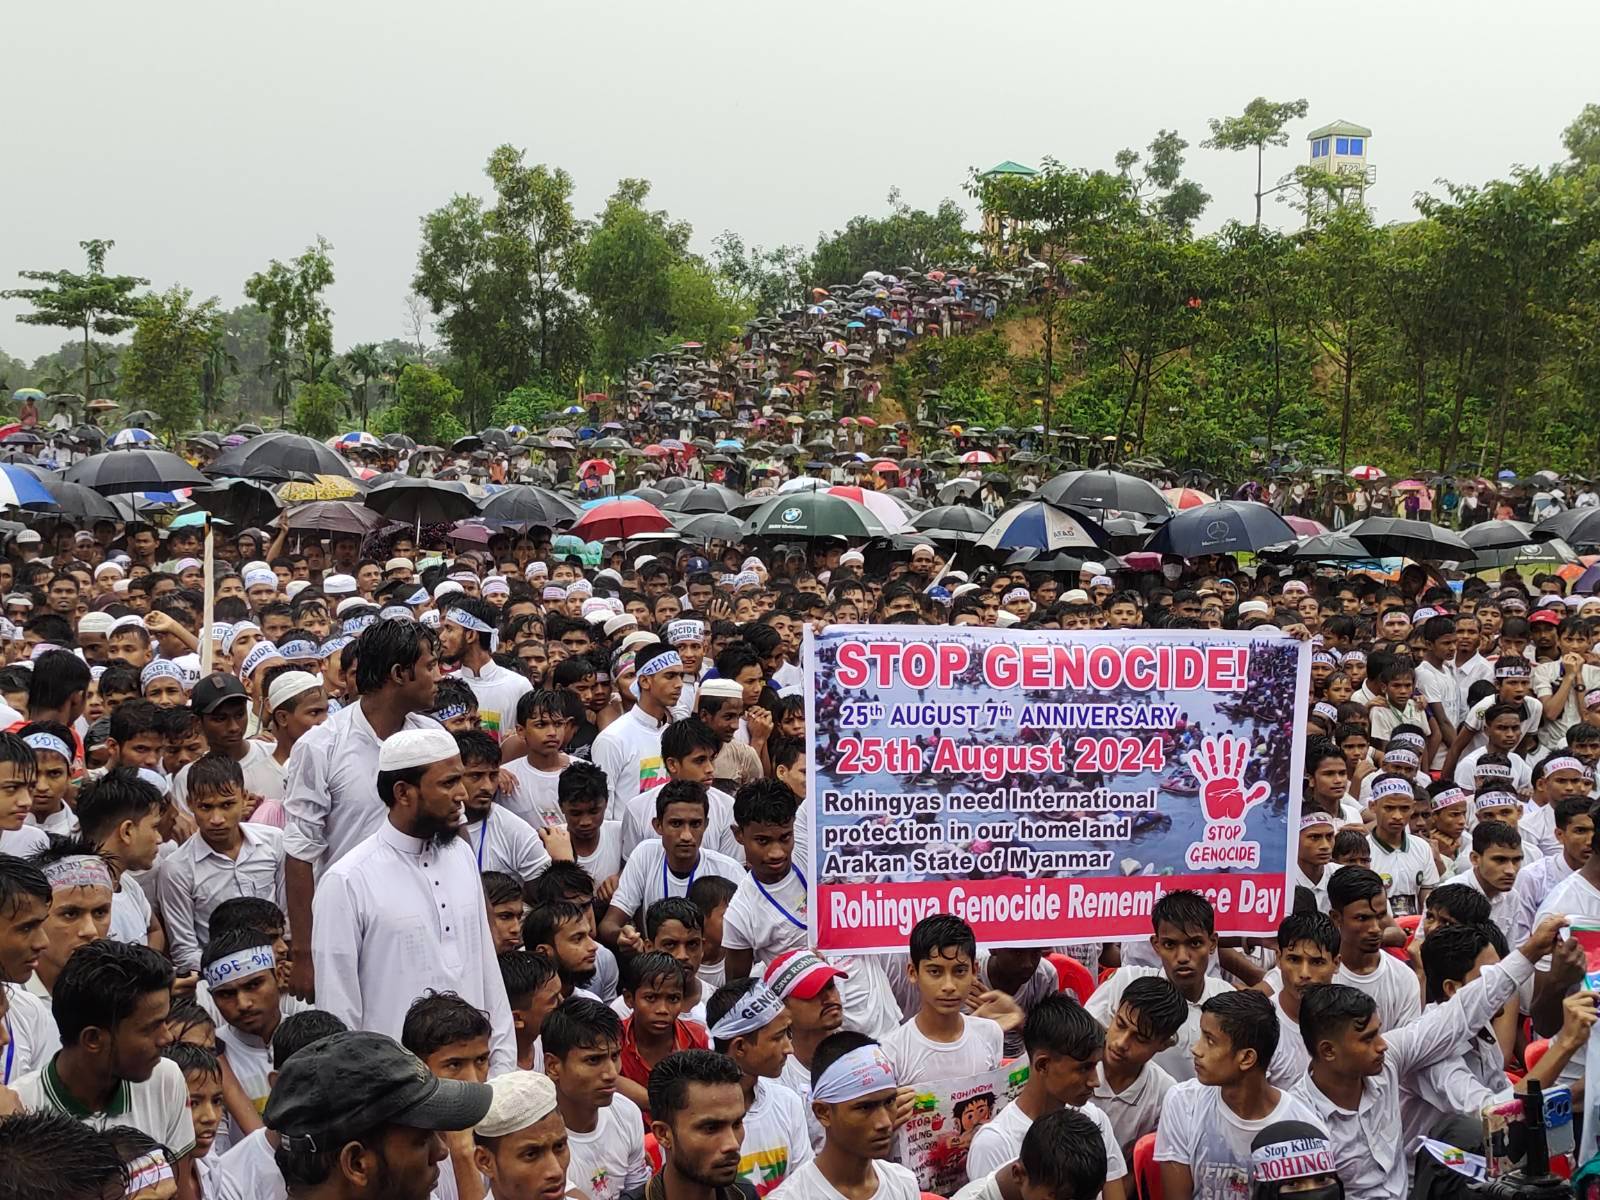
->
[637,649,683,678]
[1544,756,1584,776]
[140,660,183,688]
[665,619,705,645]
[1370,776,1414,800]
[1382,748,1420,769]
[1431,787,1469,812]
[203,945,275,990]
[1299,811,1336,831]
[243,568,276,590]
[42,855,113,892]
[709,983,785,1041]
[23,732,71,762]
[125,1150,174,1195]
[1474,790,1520,812]
[812,1043,898,1103]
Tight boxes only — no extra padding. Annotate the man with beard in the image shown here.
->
[623,1049,755,1200]
[524,899,602,1002]
[311,726,516,1073]
[766,950,848,1152]
[439,596,531,742]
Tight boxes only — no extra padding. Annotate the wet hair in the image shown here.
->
[1151,889,1215,937]
[165,999,215,1046]
[1201,989,1278,1068]
[271,1010,349,1071]
[54,939,175,1044]
[1299,982,1378,1056]
[706,977,763,1052]
[1421,923,1497,1005]
[1425,883,1492,927]
[1022,993,1104,1061]
[201,926,280,978]
[654,778,709,821]
[645,896,704,942]
[688,873,737,917]
[498,949,556,1007]
[542,995,622,1058]
[1326,865,1386,912]
[74,768,164,844]
[733,778,798,828]
[97,664,141,699]
[354,618,439,694]
[769,735,804,772]
[1331,829,1369,860]
[186,752,245,800]
[162,1040,221,1081]
[27,650,91,712]
[1018,1108,1109,1200]
[0,1110,129,1200]
[515,688,568,726]
[481,870,522,909]
[108,698,163,746]
[1555,795,1597,828]
[557,760,608,810]
[909,913,977,966]
[208,896,286,941]
[525,862,596,906]
[445,597,499,650]
[1115,976,1189,1042]
[0,853,51,916]
[401,990,492,1060]
[454,729,499,769]
[1472,820,1522,855]
[662,717,720,764]
[522,899,591,954]
[1277,911,1340,957]
[648,1048,741,1125]
[623,950,684,997]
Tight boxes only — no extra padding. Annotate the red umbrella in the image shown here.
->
[569,499,671,540]
[1162,487,1215,510]
[578,459,615,477]
[1284,515,1329,536]
[642,445,671,457]
[857,416,878,428]
[582,392,607,404]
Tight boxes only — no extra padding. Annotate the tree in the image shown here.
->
[341,342,387,429]
[712,232,806,313]
[118,287,224,438]
[199,329,238,429]
[1,239,148,403]
[1118,129,1211,230]
[292,380,345,440]
[1202,97,1310,226]
[243,238,336,427]
[576,180,682,371]
[1300,206,1380,472]
[485,146,580,377]
[377,363,465,446]
[806,191,972,286]
[1562,103,1600,171]
[1214,222,1310,458]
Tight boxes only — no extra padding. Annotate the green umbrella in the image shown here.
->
[740,492,891,539]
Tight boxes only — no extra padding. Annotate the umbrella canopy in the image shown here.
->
[662,484,746,515]
[1534,508,1600,548]
[959,450,996,465]
[365,478,479,525]
[1460,519,1557,552]
[0,464,59,510]
[910,505,995,543]
[1161,487,1215,510]
[825,486,913,534]
[1283,515,1328,536]
[1144,501,1294,557]
[284,501,387,536]
[937,478,980,504]
[569,498,671,540]
[1033,469,1171,518]
[40,478,121,521]
[1343,517,1472,560]
[478,486,581,528]
[1260,532,1381,563]
[186,478,282,528]
[208,432,353,482]
[976,501,1109,553]
[1463,538,1578,572]
[1348,465,1386,481]
[109,428,158,448]
[677,512,745,543]
[64,449,210,495]
[740,492,891,539]
[277,474,363,502]
[382,433,417,450]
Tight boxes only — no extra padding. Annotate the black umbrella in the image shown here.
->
[365,478,479,524]
[478,486,581,528]
[1343,517,1472,560]
[64,449,210,495]
[41,478,125,521]
[207,432,353,482]
[678,512,745,542]
[911,505,995,543]
[1534,507,1600,548]
[662,484,745,515]
[1460,519,1557,552]
[655,476,695,494]
[1144,501,1294,557]
[382,433,417,450]
[1033,469,1171,517]
[1259,533,1377,563]
[1463,538,1578,571]
[187,478,283,528]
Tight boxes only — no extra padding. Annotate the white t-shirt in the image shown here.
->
[1090,1059,1174,1160]
[1366,832,1439,917]
[173,740,287,809]
[771,1159,921,1200]
[1266,994,1310,1087]
[109,876,153,946]
[1335,952,1421,1031]
[620,784,741,863]
[737,1078,815,1195]
[575,820,624,885]
[501,756,567,830]
[968,1097,1127,1181]
[2,983,60,1084]
[210,1127,285,1200]
[722,867,809,963]
[1154,1080,1326,1200]
[1453,746,1533,794]
[565,1092,650,1200]
[13,1055,195,1157]
[879,1014,1004,1088]
[0,825,48,857]
[609,842,743,922]
[1086,966,1234,1082]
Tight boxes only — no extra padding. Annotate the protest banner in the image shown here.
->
[895,1062,1030,1195]
[805,625,1309,953]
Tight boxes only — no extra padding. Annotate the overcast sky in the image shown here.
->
[4,0,1595,361]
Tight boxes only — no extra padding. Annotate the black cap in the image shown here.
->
[263,1031,492,1152]
[190,672,247,714]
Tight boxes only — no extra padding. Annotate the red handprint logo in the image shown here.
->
[1185,734,1269,824]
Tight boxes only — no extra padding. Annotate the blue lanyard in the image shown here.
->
[2,1017,12,1085]
[754,867,807,930]
[663,855,698,898]
[475,821,487,871]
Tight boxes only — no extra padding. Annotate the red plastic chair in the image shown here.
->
[1526,1038,1551,1070]
[1397,914,1422,944]
[1048,953,1098,1004]
[1132,1132,1161,1200]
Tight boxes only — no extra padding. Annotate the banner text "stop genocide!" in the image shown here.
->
[835,640,1251,693]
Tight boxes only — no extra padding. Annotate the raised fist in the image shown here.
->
[1185,734,1270,823]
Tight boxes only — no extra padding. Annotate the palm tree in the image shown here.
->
[342,342,385,430]
[200,333,238,429]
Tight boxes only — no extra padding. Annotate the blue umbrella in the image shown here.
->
[109,428,158,447]
[846,321,865,329]
[975,501,1109,553]
[715,438,743,450]
[562,404,584,416]
[0,464,59,509]
[1143,500,1294,556]
[1497,469,1517,480]
[862,306,886,319]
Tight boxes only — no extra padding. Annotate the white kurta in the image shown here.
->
[311,821,516,1074]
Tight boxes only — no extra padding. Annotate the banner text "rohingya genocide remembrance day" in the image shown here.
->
[804,626,1311,953]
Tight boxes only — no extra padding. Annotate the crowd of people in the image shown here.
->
[0,507,1596,1200]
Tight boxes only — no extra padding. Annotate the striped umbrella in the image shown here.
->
[975,501,1109,553]
[1162,487,1215,510]
[109,428,157,447]
[0,464,59,509]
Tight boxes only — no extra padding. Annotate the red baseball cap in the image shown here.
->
[1529,609,1562,626]
[764,950,848,1000]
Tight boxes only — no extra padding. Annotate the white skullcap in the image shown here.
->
[109,614,147,635]
[581,598,611,619]
[620,630,659,653]
[951,583,980,598]
[1082,562,1106,575]
[93,562,124,579]
[386,557,415,573]
[1060,589,1090,604]
[603,614,638,637]
[698,679,744,700]
[995,610,1021,627]
[285,580,311,599]
[433,581,465,601]
[242,560,271,576]
[377,726,461,772]
[336,596,368,616]
[839,549,865,566]
[112,579,131,594]
[243,568,277,590]
[267,670,322,713]
[911,543,936,556]
[634,555,657,570]
[1239,600,1271,618]
[78,612,115,636]
[323,573,357,596]
[1091,575,1114,588]
[475,1071,558,1138]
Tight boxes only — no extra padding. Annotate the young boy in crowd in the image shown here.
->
[527,862,621,1001]
[722,779,805,981]
[1455,820,1524,937]
[543,996,650,1200]
[158,708,208,785]
[1294,915,1566,1200]
[620,717,740,861]
[401,990,494,1200]
[199,923,308,1139]
[1294,810,1337,912]
[76,767,166,951]
[642,897,710,1022]
[1087,892,1234,1082]
[1426,781,1470,874]
[504,689,573,829]
[1259,911,1340,1086]
[600,781,742,947]
[163,1042,226,1193]
[1330,829,1371,869]
[1365,774,1438,917]
[20,721,76,836]
[616,952,708,1121]
[691,873,738,993]
[556,760,622,904]
[103,699,166,773]
[1090,975,1187,1162]
[952,1110,1110,1200]
[706,975,814,1196]
[500,949,562,1072]
[1326,865,1420,1031]
[1512,794,1595,941]
[1156,991,1322,1200]
[881,915,1012,1087]
[158,752,285,974]
[1369,659,1434,758]
[1465,787,1542,872]
[967,994,1128,1196]
[482,871,526,954]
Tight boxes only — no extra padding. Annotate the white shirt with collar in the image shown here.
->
[157,823,286,973]
[282,702,443,872]
[590,704,669,822]
[1510,850,1576,943]
[1291,950,1534,1200]
[311,820,516,1075]
[2,983,60,1084]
